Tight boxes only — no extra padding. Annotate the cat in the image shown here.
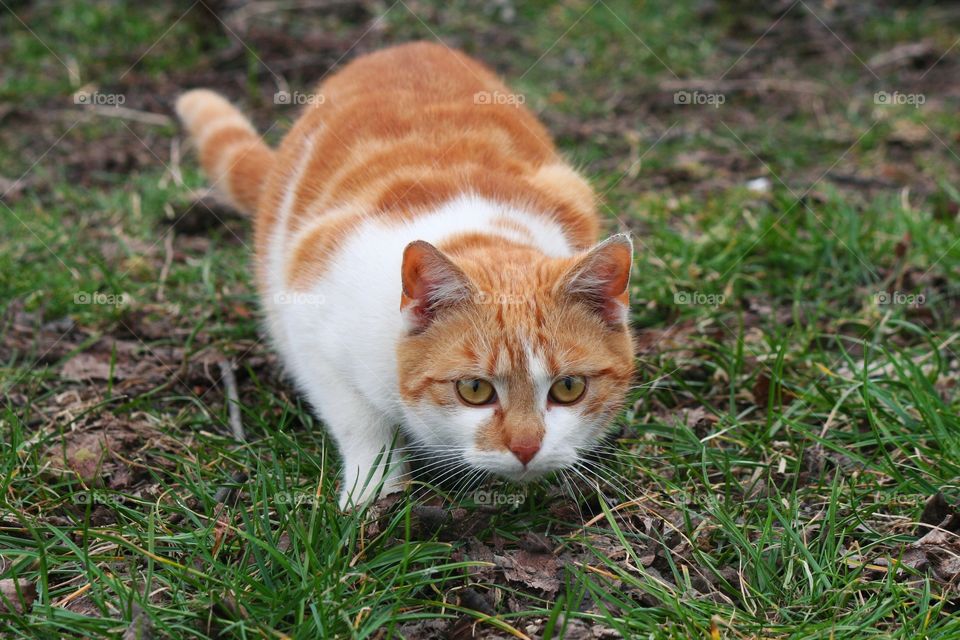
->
[176,41,635,508]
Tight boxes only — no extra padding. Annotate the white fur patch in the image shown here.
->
[267,194,578,503]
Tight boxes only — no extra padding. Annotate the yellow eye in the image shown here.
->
[549,376,587,404]
[456,379,496,406]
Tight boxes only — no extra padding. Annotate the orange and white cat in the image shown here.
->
[176,42,635,507]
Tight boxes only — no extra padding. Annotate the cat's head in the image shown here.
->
[396,234,634,482]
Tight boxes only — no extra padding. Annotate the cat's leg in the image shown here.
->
[337,425,408,509]
[309,380,408,509]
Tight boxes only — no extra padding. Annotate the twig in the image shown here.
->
[169,137,184,187]
[122,602,153,640]
[156,231,174,303]
[43,107,170,127]
[658,77,825,95]
[825,172,899,190]
[868,41,936,69]
[217,359,246,442]
[85,105,171,126]
[213,472,249,504]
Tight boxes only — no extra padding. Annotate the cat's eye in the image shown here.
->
[456,379,496,406]
[548,375,587,405]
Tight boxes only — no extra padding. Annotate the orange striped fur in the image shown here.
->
[177,42,635,506]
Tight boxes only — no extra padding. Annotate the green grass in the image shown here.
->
[2,0,960,638]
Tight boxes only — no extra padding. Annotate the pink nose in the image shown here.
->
[509,442,540,465]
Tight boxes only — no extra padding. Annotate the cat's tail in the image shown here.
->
[175,89,274,215]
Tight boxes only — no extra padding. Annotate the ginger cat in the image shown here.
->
[176,42,635,507]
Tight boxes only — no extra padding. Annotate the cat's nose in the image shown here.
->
[509,441,540,465]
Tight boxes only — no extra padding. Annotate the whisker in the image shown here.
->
[404,451,470,468]
[576,447,638,494]
[409,461,472,500]
[575,459,632,498]
[582,444,671,463]
[450,468,487,505]
[567,464,607,505]
[558,469,587,524]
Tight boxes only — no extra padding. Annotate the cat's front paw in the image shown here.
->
[337,473,408,511]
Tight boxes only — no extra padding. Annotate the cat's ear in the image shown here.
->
[561,233,633,326]
[401,240,475,330]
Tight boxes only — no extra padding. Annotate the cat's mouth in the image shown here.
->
[405,446,556,487]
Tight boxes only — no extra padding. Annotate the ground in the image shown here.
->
[2,0,960,638]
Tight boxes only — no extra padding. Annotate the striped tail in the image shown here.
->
[175,89,274,215]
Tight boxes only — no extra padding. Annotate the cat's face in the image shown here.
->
[397,235,634,482]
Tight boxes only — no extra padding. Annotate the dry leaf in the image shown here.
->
[496,550,561,594]
[61,353,125,381]
[0,579,37,614]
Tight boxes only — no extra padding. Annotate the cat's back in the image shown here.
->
[256,42,600,292]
